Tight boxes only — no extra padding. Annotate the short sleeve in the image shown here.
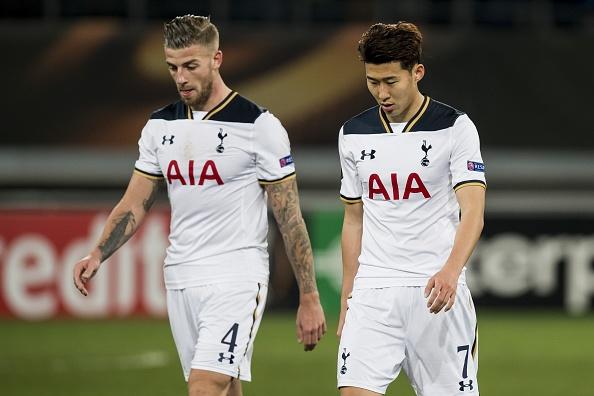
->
[134,120,163,179]
[254,112,296,184]
[450,115,486,191]
[339,127,362,203]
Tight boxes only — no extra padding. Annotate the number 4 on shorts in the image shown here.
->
[221,323,239,353]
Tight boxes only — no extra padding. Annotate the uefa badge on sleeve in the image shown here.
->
[279,155,294,168]
[467,161,485,172]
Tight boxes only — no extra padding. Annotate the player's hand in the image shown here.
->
[296,291,326,351]
[336,295,350,337]
[73,252,102,296]
[424,266,460,314]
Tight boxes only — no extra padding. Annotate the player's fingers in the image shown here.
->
[317,322,325,341]
[296,321,304,343]
[73,264,83,287]
[426,284,440,308]
[304,343,316,351]
[336,318,344,337]
[303,327,316,346]
[81,266,97,283]
[73,264,88,296]
[433,290,453,313]
[429,289,447,313]
[424,278,435,298]
[337,311,346,336]
[444,292,456,312]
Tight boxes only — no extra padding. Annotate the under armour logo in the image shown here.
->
[340,348,350,375]
[459,380,474,391]
[162,135,175,145]
[421,140,432,166]
[361,150,376,160]
[216,128,228,153]
[218,353,235,364]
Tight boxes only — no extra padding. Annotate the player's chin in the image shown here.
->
[178,95,192,105]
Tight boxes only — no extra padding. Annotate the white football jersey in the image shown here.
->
[134,92,295,289]
[339,97,486,289]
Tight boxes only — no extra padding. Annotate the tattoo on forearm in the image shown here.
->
[267,179,317,294]
[142,180,160,212]
[98,211,136,261]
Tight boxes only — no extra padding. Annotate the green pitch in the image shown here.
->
[1,311,593,395]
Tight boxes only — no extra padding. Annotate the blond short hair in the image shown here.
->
[164,15,219,50]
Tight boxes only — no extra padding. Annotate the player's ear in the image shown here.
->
[413,63,425,83]
[213,50,223,70]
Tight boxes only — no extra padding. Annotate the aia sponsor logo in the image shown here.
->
[368,172,430,200]
[166,160,224,186]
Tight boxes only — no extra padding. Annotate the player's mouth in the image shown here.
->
[179,88,195,98]
[381,103,395,112]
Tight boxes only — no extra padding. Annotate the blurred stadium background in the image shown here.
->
[1,0,594,395]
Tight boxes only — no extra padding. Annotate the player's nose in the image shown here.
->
[174,70,187,85]
[378,84,390,100]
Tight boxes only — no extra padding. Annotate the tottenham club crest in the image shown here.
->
[216,128,228,153]
[421,140,432,166]
[340,348,350,374]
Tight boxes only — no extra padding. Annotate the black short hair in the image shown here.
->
[358,22,423,70]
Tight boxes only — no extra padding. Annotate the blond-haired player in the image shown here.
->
[73,15,326,396]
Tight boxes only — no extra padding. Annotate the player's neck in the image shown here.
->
[192,78,232,113]
[387,91,425,123]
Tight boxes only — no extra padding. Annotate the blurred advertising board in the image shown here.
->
[309,211,594,316]
[0,210,169,320]
[1,209,593,319]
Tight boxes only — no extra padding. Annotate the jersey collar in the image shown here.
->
[378,95,431,133]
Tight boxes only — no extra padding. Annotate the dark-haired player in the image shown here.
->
[337,22,485,395]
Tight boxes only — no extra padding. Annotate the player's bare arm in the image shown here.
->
[265,177,327,350]
[73,173,161,296]
[425,185,485,314]
[338,201,362,336]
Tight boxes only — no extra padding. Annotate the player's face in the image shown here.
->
[365,61,424,122]
[165,44,222,110]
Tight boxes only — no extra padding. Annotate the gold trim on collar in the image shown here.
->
[203,91,238,120]
[187,105,193,119]
[403,95,430,132]
[378,107,394,133]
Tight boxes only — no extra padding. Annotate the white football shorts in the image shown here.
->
[337,285,479,395]
[167,282,268,382]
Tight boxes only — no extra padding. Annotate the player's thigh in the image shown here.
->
[188,368,235,396]
[337,288,409,395]
[192,282,267,381]
[405,285,479,395]
[167,288,200,381]
[167,282,267,382]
